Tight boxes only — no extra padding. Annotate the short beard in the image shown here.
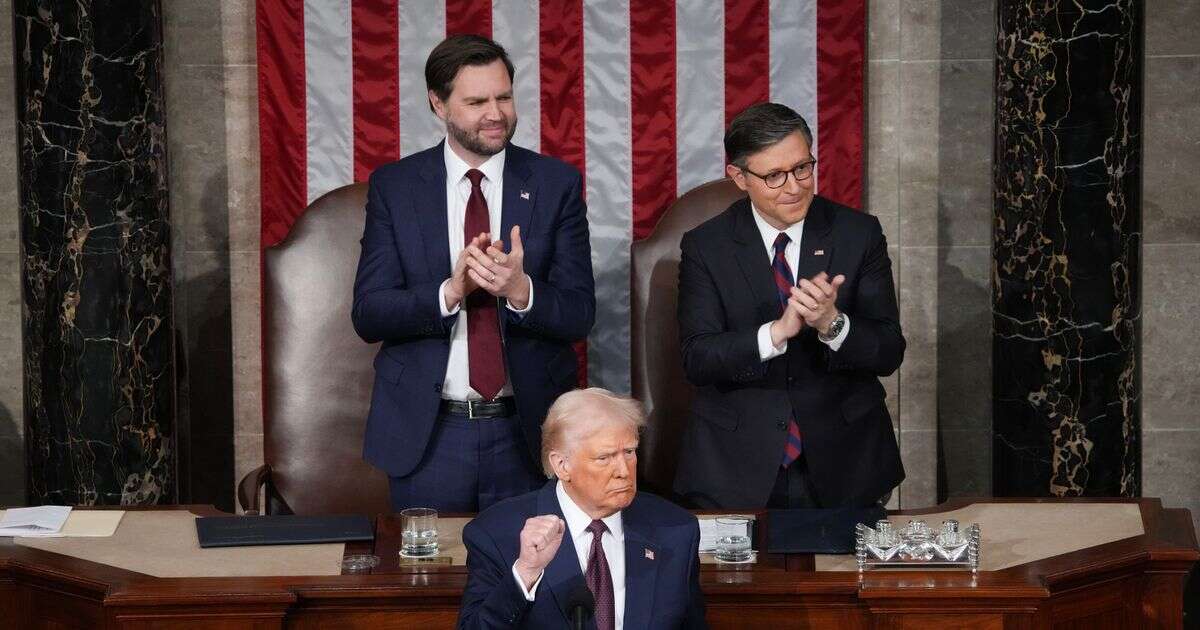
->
[447,115,517,157]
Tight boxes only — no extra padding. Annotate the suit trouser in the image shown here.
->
[388,411,544,512]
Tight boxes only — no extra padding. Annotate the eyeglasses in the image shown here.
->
[739,159,817,189]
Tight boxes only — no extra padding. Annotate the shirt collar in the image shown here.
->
[750,201,804,253]
[556,480,624,542]
[444,139,506,188]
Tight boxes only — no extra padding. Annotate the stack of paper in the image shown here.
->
[0,506,72,537]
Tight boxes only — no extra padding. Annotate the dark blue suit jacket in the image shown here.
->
[351,142,595,477]
[458,482,707,629]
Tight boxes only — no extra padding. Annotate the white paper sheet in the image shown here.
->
[0,505,72,537]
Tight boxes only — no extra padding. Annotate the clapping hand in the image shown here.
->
[790,271,845,335]
[464,225,531,309]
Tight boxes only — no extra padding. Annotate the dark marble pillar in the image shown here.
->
[992,0,1141,497]
[15,1,175,505]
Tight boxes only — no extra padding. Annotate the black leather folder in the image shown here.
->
[195,514,374,548]
[765,505,886,554]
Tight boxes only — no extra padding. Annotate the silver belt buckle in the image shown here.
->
[467,400,478,420]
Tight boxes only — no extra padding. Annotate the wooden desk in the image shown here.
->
[1,498,1195,629]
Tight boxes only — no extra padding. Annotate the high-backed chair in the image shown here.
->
[631,178,746,497]
[237,183,391,515]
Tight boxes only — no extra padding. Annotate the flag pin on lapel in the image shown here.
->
[644,548,655,560]
[520,190,530,200]
[814,249,825,256]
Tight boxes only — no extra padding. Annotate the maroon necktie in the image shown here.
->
[772,234,804,467]
[585,520,615,630]
[464,169,506,400]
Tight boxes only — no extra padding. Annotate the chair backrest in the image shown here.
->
[631,178,746,496]
[262,183,391,515]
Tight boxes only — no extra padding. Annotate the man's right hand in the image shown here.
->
[444,232,489,311]
[769,299,806,348]
[514,515,566,590]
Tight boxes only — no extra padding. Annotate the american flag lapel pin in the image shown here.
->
[520,190,530,200]
[644,548,655,560]
[814,249,825,256]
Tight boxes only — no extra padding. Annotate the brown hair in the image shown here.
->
[425,34,515,111]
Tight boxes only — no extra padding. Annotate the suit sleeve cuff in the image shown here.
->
[439,279,462,318]
[757,322,787,361]
[505,275,534,314]
[820,314,850,352]
[512,563,544,601]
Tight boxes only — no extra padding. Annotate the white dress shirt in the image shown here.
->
[750,203,850,360]
[436,141,533,401]
[512,481,627,629]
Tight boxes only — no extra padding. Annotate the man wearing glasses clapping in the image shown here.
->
[673,102,906,511]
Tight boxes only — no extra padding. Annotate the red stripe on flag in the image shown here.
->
[724,0,770,126]
[630,1,676,241]
[352,1,399,182]
[539,0,587,384]
[256,0,307,247]
[446,0,493,37]
[817,0,865,208]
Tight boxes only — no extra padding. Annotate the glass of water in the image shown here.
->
[714,515,753,563]
[400,507,439,558]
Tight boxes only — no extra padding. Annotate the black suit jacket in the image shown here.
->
[458,481,707,629]
[672,196,905,509]
[352,142,595,477]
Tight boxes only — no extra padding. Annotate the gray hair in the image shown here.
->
[724,102,814,168]
[540,388,647,478]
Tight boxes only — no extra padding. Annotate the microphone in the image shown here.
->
[566,583,594,630]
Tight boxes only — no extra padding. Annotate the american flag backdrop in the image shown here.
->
[256,0,865,393]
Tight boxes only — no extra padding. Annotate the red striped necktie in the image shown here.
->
[772,233,804,468]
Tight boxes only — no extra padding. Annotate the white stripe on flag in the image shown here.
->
[398,0,447,157]
[770,0,819,188]
[493,0,541,153]
[583,0,632,394]
[676,0,726,196]
[303,0,352,203]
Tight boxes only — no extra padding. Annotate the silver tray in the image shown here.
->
[855,518,980,573]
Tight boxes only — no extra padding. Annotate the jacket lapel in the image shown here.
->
[620,514,659,629]
[500,145,536,248]
[793,196,833,283]
[732,201,786,322]
[538,483,591,628]
[415,142,451,279]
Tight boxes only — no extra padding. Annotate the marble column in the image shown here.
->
[15,1,176,505]
[992,0,1141,497]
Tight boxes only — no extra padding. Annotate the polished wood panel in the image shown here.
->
[0,499,1195,629]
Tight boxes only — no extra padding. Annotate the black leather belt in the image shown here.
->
[439,397,517,419]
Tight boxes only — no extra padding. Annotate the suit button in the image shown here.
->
[777,420,787,430]
[787,376,795,384]
[434,383,442,393]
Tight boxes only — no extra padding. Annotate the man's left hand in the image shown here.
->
[465,225,531,309]
[791,271,845,335]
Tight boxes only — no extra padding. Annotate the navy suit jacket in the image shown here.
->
[351,142,595,477]
[674,196,905,508]
[458,482,707,629]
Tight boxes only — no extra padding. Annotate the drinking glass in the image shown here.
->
[400,508,439,557]
[714,516,753,562]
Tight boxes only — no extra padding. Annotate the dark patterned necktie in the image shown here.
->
[464,169,506,400]
[772,233,804,467]
[585,519,615,630]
